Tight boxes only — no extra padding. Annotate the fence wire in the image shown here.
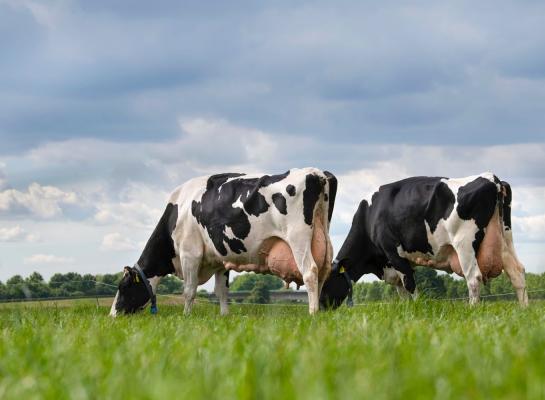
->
[2,279,545,307]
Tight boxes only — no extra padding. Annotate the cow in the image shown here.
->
[319,172,528,309]
[110,167,337,316]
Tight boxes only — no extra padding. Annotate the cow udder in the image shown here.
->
[224,219,328,288]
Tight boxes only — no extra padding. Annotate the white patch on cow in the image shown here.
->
[232,195,244,211]
[149,276,160,294]
[441,172,495,190]
[224,226,235,239]
[109,292,119,317]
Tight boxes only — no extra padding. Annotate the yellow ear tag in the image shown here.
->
[339,265,345,273]
[134,275,140,283]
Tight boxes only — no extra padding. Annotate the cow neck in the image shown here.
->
[337,201,382,280]
[136,249,173,279]
[136,251,155,278]
[135,203,178,279]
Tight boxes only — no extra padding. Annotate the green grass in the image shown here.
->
[1,300,544,400]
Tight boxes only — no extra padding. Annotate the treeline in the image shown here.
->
[353,267,545,302]
[0,272,183,301]
[229,273,285,304]
[1,268,544,302]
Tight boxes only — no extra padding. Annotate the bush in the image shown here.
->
[230,273,283,292]
[245,281,270,304]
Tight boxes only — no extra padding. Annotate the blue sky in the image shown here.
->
[0,0,544,285]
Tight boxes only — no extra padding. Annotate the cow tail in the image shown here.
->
[323,171,337,230]
[500,180,512,233]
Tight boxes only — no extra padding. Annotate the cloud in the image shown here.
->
[24,254,74,265]
[513,215,545,242]
[0,182,78,218]
[0,225,39,242]
[2,1,545,154]
[4,119,545,231]
[93,182,166,229]
[100,232,138,252]
[0,162,6,189]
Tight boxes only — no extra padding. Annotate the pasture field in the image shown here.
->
[1,299,544,400]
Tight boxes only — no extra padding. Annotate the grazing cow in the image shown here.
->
[110,167,337,316]
[320,172,528,309]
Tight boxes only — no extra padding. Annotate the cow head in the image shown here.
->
[319,260,352,309]
[111,266,151,315]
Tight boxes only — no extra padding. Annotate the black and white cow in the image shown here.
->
[320,172,527,308]
[111,168,337,316]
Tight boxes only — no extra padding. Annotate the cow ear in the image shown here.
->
[123,266,131,277]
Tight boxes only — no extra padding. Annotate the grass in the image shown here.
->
[1,299,544,400]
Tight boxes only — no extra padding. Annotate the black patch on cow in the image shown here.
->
[456,177,498,253]
[272,192,287,215]
[321,176,461,307]
[116,268,151,314]
[324,171,337,222]
[320,270,351,309]
[424,181,455,233]
[370,177,450,256]
[501,181,512,230]
[192,171,290,256]
[224,270,230,288]
[137,203,178,276]
[116,203,178,314]
[302,174,323,225]
[286,184,296,196]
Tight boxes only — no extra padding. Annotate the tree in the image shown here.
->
[25,272,51,298]
[365,282,383,301]
[230,273,283,292]
[0,281,6,299]
[414,267,446,298]
[245,280,270,304]
[157,275,183,294]
[81,274,96,295]
[95,273,122,295]
[6,275,26,299]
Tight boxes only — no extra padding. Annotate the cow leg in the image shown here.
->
[502,232,528,306]
[289,241,320,314]
[384,254,416,295]
[317,235,334,297]
[453,242,482,305]
[383,266,413,300]
[303,261,320,315]
[181,255,200,315]
[395,284,413,299]
[286,226,322,314]
[214,270,230,315]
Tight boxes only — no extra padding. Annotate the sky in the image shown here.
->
[1,0,544,288]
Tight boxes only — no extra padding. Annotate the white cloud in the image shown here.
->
[511,185,545,216]
[24,254,74,265]
[334,162,410,224]
[93,182,165,230]
[178,118,278,167]
[100,232,138,252]
[2,0,62,30]
[0,182,78,218]
[0,225,39,242]
[1,118,544,279]
[513,214,545,242]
